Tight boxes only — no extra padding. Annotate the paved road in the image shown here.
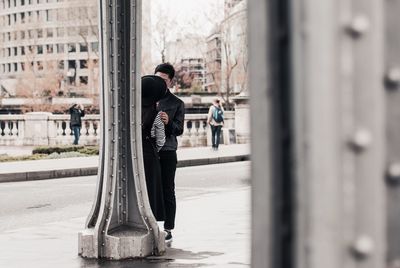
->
[0,161,250,232]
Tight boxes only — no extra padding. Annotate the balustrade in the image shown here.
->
[0,112,236,147]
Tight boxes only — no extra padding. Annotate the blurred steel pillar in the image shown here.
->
[385,0,400,265]
[78,0,165,259]
[250,0,386,267]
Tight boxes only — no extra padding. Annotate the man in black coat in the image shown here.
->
[69,103,85,145]
[154,63,185,243]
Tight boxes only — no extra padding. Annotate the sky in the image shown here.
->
[151,0,224,37]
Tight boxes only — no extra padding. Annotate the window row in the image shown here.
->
[0,26,97,42]
[1,42,98,57]
[0,6,97,27]
[1,0,67,10]
[1,59,97,76]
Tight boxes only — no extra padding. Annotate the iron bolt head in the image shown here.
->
[385,68,400,89]
[348,15,370,37]
[352,235,374,258]
[387,162,400,184]
[351,128,372,151]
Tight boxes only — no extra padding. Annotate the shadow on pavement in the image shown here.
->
[79,247,223,267]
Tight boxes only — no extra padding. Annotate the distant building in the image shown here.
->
[220,0,248,94]
[165,34,207,91]
[205,26,221,93]
[0,0,100,98]
[0,0,152,110]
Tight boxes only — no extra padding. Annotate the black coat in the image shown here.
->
[141,75,167,220]
[157,90,185,151]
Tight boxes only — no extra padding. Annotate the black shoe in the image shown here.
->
[164,230,173,243]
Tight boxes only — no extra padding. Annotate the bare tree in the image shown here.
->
[218,3,248,109]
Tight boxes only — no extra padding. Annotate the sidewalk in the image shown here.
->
[0,144,250,183]
[0,186,251,268]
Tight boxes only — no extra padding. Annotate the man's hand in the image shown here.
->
[160,111,169,125]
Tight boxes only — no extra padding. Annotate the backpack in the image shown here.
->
[212,106,224,123]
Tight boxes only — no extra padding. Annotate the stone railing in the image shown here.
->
[178,111,235,147]
[0,111,236,147]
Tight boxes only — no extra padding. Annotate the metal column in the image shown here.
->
[250,0,386,267]
[78,0,165,259]
[385,0,400,265]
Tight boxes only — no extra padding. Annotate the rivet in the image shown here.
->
[352,235,374,259]
[347,15,370,37]
[102,230,105,234]
[123,194,126,198]
[385,67,400,89]
[123,211,126,214]
[102,243,105,246]
[387,162,400,184]
[350,128,372,152]
[109,191,112,195]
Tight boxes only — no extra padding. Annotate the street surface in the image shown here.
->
[0,161,251,267]
[0,161,250,231]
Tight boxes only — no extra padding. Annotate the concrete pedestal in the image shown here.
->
[23,112,52,146]
[232,95,250,144]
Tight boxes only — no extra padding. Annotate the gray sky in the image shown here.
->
[151,0,224,37]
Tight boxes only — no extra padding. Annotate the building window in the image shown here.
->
[21,62,25,71]
[48,9,56,21]
[28,29,34,38]
[37,45,43,54]
[7,63,11,73]
[56,43,64,53]
[58,60,64,70]
[47,28,53,37]
[68,60,76,69]
[47,44,53,53]
[67,43,76,53]
[21,46,25,55]
[21,0,25,5]
[21,12,25,22]
[91,42,99,53]
[67,27,77,36]
[13,62,17,72]
[13,47,17,56]
[79,76,88,85]
[37,61,43,71]
[56,27,64,37]
[79,43,88,53]
[7,47,11,57]
[37,29,43,38]
[79,60,87,69]
[20,30,25,39]
[28,45,35,54]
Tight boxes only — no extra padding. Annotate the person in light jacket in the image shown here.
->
[207,99,224,151]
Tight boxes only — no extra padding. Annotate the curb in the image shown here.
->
[0,154,250,183]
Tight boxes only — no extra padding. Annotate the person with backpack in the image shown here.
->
[207,98,224,151]
[69,103,85,145]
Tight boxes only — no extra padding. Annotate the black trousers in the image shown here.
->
[211,125,222,148]
[159,150,177,230]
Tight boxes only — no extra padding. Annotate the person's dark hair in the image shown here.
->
[154,62,175,80]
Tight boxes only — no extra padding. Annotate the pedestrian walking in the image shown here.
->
[141,75,168,222]
[154,63,185,243]
[207,99,224,150]
[69,103,85,145]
